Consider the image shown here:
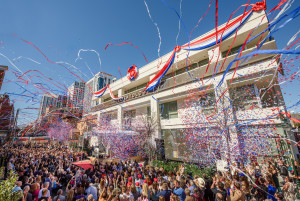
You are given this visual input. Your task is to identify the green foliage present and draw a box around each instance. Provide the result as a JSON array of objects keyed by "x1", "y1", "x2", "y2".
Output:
[
  {"x1": 152, "y1": 160, "x2": 214, "y2": 178},
  {"x1": 69, "y1": 142, "x2": 78, "y2": 148},
  {"x1": 0, "y1": 168, "x2": 23, "y2": 201}
]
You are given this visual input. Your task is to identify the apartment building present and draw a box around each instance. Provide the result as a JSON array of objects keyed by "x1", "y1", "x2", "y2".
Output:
[
  {"x1": 85, "y1": 10, "x2": 296, "y2": 163},
  {"x1": 38, "y1": 94, "x2": 68, "y2": 118},
  {"x1": 68, "y1": 81, "x2": 85, "y2": 112},
  {"x1": 83, "y1": 72, "x2": 116, "y2": 114}
]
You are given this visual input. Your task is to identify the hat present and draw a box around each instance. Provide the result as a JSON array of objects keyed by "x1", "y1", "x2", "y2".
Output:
[
  {"x1": 138, "y1": 174, "x2": 142, "y2": 178},
  {"x1": 154, "y1": 178, "x2": 158, "y2": 182},
  {"x1": 194, "y1": 178, "x2": 205, "y2": 189},
  {"x1": 143, "y1": 179, "x2": 147, "y2": 184},
  {"x1": 12, "y1": 187, "x2": 22, "y2": 193},
  {"x1": 129, "y1": 177, "x2": 132, "y2": 182},
  {"x1": 127, "y1": 182, "x2": 132, "y2": 187},
  {"x1": 136, "y1": 182, "x2": 140, "y2": 186}
]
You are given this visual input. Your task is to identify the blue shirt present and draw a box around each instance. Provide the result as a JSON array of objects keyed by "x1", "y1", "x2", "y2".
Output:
[
  {"x1": 267, "y1": 185, "x2": 277, "y2": 201},
  {"x1": 86, "y1": 185, "x2": 98, "y2": 200},
  {"x1": 173, "y1": 188, "x2": 186, "y2": 201}
]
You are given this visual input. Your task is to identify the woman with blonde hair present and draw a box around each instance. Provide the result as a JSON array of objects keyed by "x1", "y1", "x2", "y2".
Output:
[
  {"x1": 99, "y1": 178, "x2": 105, "y2": 194},
  {"x1": 142, "y1": 183, "x2": 149, "y2": 199},
  {"x1": 66, "y1": 189, "x2": 74, "y2": 201}
]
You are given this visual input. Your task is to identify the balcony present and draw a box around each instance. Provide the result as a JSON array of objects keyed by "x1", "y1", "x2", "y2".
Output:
[{"x1": 91, "y1": 40, "x2": 277, "y2": 112}]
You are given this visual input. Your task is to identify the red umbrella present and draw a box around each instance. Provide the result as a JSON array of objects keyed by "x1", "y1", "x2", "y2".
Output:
[{"x1": 72, "y1": 161, "x2": 93, "y2": 170}]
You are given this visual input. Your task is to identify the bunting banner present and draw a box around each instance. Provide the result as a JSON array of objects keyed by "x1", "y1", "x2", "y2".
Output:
[
  {"x1": 94, "y1": 84, "x2": 124, "y2": 101},
  {"x1": 143, "y1": 1, "x2": 269, "y2": 92},
  {"x1": 144, "y1": 46, "x2": 179, "y2": 91},
  {"x1": 108, "y1": 85, "x2": 124, "y2": 101},
  {"x1": 94, "y1": 84, "x2": 108, "y2": 98},
  {"x1": 181, "y1": 10, "x2": 253, "y2": 51}
]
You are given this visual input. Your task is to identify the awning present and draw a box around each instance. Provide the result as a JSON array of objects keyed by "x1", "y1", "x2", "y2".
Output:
[{"x1": 72, "y1": 161, "x2": 93, "y2": 170}]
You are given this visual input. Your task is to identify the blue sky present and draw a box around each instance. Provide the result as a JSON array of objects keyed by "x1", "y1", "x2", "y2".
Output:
[{"x1": 0, "y1": 0, "x2": 299, "y2": 125}]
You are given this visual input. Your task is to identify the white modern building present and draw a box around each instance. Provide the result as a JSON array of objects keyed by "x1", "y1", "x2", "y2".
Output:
[
  {"x1": 83, "y1": 72, "x2": 116, "y2": 114},
  {"x1": 84, "y1": 10, "x2": 297, "y2": 164},
  {"x1": 68, "y1": 81, "x2": 85, "y2": 112}
]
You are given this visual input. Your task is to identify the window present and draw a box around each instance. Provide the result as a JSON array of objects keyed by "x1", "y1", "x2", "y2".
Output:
[
  {"x1": 160, "y1": 101, "x2": 178, "y2": 119},
  {"x1": 198, "y1": 58, "x2": 209, "y2": 67},
  {"x1": 103, "y1": 97, "x2": 111, "y2": 102},
  {"x1": 147, "y1": 106, "x2": 151, "y2": 118},
  {"x1": 199, "y1": 92, "x2": 216, "y2": 114},
  {"x1": 124, "y1": 110, "x2": 136, "y2": 119},
  {"x1": 222, "y1": 44, "x2": 244, "y2": 58},
  {"x1": 125, "y1": 83, "x2": 148, "y2": 94},
  {"x1": 231, "y1": 84, "x2": 260, "y2": 111}
]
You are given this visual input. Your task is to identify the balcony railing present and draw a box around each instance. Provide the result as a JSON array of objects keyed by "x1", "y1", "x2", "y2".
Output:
[{"x1": 91, "y1": 40, "x2": 277, "y2": 112}]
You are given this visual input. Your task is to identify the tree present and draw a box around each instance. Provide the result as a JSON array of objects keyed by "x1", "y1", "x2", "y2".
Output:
[
  {"x1": 133, "y1": 113, "x2": 160, "y2": 161},
  {"x1": 47, "y1": 120, "x2": 73, "y2": 141},
  {"x1": 0, "y1": 168, "x2": 22, "y2": 201}
]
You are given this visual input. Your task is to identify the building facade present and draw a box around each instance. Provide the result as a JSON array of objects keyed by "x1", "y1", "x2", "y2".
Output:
[
  {"x1": 85, "y1": 11, "x2": 296, "y2": 163},
  {"x1": 68, "y1": 81, "x2": 85, "y2": 112},
  {"x1": 38, "y1": 94, "x2": 68, "y2": 118},
  {"x1": 0, "y1": 94, "x2": 15, "y2": 141},
  {"x1": 0, "y1": 65, "x2": 8, "y2": 91},
  {"x1": 83, "y1": 72, "x2": 116, "y2": 114}
]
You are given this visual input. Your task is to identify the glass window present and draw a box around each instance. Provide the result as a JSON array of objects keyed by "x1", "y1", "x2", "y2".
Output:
[
  {"x1": 160, "y1": 101, "x2": 178, "y2": 119},
  {"x1": 124, "y1": 110, "x2": 136, "y2": 119},
  {"x1": 198, "y1": 58, "x2": 209, "y2": 67},
  {"x1": 147, "y1": 106, "x2": 151, "y2": 118},
  {"x1": 199, "y1": 92, "x2": 216, "y2": 114},
  {"x1": 222, "y1": 44, "x2": 244, "y2": 58},
  {"x1": 98, "y1": 77, "x2": 105, "y2": 90},
  {"x1": 231, "y1": 84, "x2": 260, "y2": 111},
  {"x1": 189, "y1": 63, "x2": 198, "y2": 71}
]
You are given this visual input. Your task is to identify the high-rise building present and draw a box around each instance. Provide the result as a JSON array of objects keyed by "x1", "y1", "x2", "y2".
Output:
[
  {"x1": 0, "y1": 94, "x2": 14, "y2": 140},
  {"x1": 0, "y1": 65, "x2": 8, "y2": 91},
  {"x1": 38, "y1": 93, "x2": 68, "y2": 118},
  {"x1": 68, "y1": 81, "x2": 85, "y2": 112},
  {"x1": 83, "y1": 72, "x2": 116, "y2": 114}
]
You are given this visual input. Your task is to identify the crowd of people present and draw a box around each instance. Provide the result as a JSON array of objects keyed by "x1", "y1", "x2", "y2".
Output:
[{"x1": 1, "y1": 143, "x2": 300, "y2": 201}]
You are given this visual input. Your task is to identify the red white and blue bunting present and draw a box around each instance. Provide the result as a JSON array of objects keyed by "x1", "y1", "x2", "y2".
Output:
[
  {"x1": 144, "y1": 1, "x2": 266, "y2": 92},
  {"x1": 94, "y1": 84, "x2": 124, "y2": 101},
  {"x1": 181, "y1": 10, "x2": 252, "y2": 51},
  {"x1": 144, "y1": 46, "x2": 179, "y2": 91},
  {"x1": 94, "y1": 84, "x2": 108, "y2": 98}
]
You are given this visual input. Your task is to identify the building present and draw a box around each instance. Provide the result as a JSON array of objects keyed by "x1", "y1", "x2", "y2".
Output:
[
  {"x1": 0, "y1": 94, "x2": 15, "y2": 141},
  {"x1": 86, "y1": 10, "x2": 297, "y2": 164},
  {"x1": 68, "y1": 81, "x2": 85, "y2": 112},
  {"x1": 0, "y1": 65, "x2": 8, "y2": 91},
  {"x1": 83, "y1": 72, "x2": 116, "y2": 114},
  {"x1": 38, "y1": 93, "x2": 68, "y2": 118}
]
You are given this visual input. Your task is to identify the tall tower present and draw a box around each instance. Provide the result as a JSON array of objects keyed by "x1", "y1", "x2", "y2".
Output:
[{"x1": 68, "y1": 81, "x2": 85, "y2": 112}]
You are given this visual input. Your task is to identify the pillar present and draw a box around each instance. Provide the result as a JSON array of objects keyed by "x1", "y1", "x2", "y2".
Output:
[
  {"x1": 117, "y1": 89, "x2": 124, "y2": 130},
  {"x1": 150, "y1": 96, "x2": 161, "y2": 146}
]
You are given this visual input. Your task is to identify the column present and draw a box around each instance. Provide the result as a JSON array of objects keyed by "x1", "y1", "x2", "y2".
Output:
[
  {"x1": 150, "y1": 96, "x2": 161, "y2": 146},
  {"x1": 117, "y1": 89, "x2": 124, "y2": 130}
]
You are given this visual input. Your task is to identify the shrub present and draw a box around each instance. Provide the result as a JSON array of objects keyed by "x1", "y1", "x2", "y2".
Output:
[
  {"x1": 0, "y1": 168, "x2": 23, "y2": 201},
  {"x1": 152, "y1": 160, "x2": 214, "y2": 178}
]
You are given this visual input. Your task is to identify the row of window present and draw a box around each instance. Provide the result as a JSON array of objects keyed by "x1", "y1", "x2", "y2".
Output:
[
  {"x1": 120, "y1": 84, "x2": 281, "y2": 120},
  {"x1": 123, "y1": 58, "x2": 210, "y2": 95}
]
